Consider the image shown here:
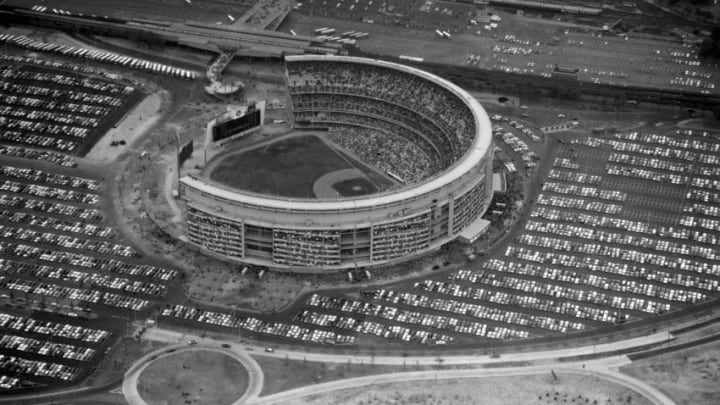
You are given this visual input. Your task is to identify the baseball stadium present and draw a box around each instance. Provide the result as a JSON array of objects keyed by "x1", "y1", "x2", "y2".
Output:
[{"x1": 179, "y1": 55, "x2": 494, "y2": 270}]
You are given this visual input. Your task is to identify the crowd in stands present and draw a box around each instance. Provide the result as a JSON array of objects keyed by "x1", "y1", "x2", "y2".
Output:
[
  {"x1": 291, "y1": 92, "x2": 450, "y2": 166},
  {"x1": 286, "y1": 60, "x2": 477, "y2": 177},
  {"x1": 295, "y1": 110, "x2": 439, "y2": 181},
  {"x1": 327, "y1": 125, "x2": 434, "y2": 184}
]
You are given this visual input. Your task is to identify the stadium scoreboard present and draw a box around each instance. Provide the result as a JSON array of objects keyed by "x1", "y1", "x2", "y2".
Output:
[{"x1": 206, "y1": 101, "x2": 266, "y2": 145}]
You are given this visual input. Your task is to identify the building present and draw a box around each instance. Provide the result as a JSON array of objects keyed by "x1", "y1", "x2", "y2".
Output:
[{"x1": 180, "y1": 55, "x2": 494, "y2": 271}]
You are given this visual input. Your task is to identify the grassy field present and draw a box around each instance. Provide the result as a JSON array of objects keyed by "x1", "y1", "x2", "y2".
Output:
[
  {"x1": 620, "y1": 340, "x2": 720, "y2": 405},
  {"x1": 137, "y1": 350, "x2": 249, "y2": 405},
  {"x1": 210, "y1": 135, "x2": 357, "y2": 198},
  {"x1": 287, "y1": 372, "x2": 653, "y2": 405}
]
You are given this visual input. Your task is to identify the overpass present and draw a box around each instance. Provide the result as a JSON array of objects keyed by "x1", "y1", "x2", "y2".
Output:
[{"x1": 3, "y1": 6, "x2": 343, "y2": 58}]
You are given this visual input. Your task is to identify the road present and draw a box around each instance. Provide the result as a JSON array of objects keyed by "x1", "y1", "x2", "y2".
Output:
[
  {"x1": 122, "y1": 327, "x2": 678, "y2": 405},
  {"x1": 248, "y1": 356, "x2": 675, "y2": 405},
  {"x1": 141, "y1": 327, "x2": 673, "y2": 366}
]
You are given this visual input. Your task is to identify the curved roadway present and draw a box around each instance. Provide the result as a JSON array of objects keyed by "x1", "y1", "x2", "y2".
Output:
[
  {"x1": 122, "y1": 327, "x2": 678, "y2": 405},
  {"x1": 122, "y1": 342, "x2": 263, "y2": 405}
]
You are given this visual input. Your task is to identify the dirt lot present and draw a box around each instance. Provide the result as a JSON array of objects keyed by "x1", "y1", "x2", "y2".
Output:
[
  {"x1": 620, "y1": 340, "x2": 720, "y2": 405},
  {"x1": 289, "y1": 372, "x2": 653, "y2": 405}
]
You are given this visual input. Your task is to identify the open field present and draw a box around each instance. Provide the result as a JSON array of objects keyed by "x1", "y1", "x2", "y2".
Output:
[
  {"x1": 137, "y1": 349, "x2": 249, "y2": 405},
  {"x1": 209, "y1": 134, "x2": 378, "y2": 198},
  {"x1": 287, "y1": 372, "x2": 653, "y2": 405},
  {"x1": 620, "y1": 340, "x2": 720, "y2": 405}
]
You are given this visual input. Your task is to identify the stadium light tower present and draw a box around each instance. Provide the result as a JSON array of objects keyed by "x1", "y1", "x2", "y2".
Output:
[{"x1": 175, "y1": 128, "x2": 181, "y2": 193}]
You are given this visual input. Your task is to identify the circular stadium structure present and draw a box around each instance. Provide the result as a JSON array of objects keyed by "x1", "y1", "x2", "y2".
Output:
[{"x1": 179, "y1": 55, "x2": 494, "y2": 270}]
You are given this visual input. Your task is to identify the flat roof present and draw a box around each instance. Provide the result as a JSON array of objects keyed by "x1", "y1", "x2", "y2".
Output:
[{"x1": 183, "y1": 55, "x2": 492, "y2": 212}]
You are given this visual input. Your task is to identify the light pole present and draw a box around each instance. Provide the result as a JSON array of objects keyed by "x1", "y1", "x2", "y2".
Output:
[{"x1": 175, "y1": 128, "x2": 182, "y2": 192}]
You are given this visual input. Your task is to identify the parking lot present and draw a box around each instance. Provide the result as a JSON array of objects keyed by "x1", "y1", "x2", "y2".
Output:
[
  {"x1": 0, "y1": 58, "x2": 185, "y2": 388},
  {"x1": 466, "y1": 31, "x2": 719, "y2": 95},
  {"x1": 0, "y1": 58, "x2": 140, "y2": 156},
  {"x1": 284, "y1": 126, "x2": 720, "y2": 346}
]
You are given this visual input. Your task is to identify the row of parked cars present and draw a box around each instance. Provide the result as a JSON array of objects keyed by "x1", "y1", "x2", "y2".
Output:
[
  {"x1": 0, "y1": 312, "x2": 110, "y2": 343},
  {"x1": 608, "y1": 152, "x2": 691, "y2": 173},
  {"x1": 0, "y1": 180, "x2": 99, "y2": 205},
  {"x1": 0, "y1": 145, "x2": 76, "y2": 167},
  {"x1": 574, "y1": 137, "x2": 698, "y2": 162},
  {"x1": 492, "y1": 127, "x2": 538, "y2": 170},
  {"x1": 372, "y1": 286, "x2": 578, "y2": 334},
  {"x1": 531, "y1": 206, "x2": 719, "y2": 246},
  {"x1": 0, "y1": 62, "x2": 134, "y2": 153},
  {"x1": 516, "y1": 232, "x2": 716, "y2": 275},
  {"x1": 0, "y1": 241, "x2": 176, "y2": 281},
  {"x1": 547, "y1": 169, "x2": 601, "y2": 185},
  {"x1": 542, "y1": 181, "x2": 628, "y2": 202},
  {"x1": 0, "y1": 224, "x2": 136, "y2": 258},
  {"x1": 0, "y1": 34, "x2": 197, "y2": 80},
  {"x1": 0, "y1": 71, "x2": 129, "y2": 107},
  {"x1": 525, "y1": 219, "x2": 717, "y2": 260},
  {"x1": 160, "y1": 304, "x2": 355, "y2": 345},
  {"x1": 0, "y1": 165, "x2": 100, "y2": 190},
  {"x1": 491, "y1": 114, "x2": 543, "y2": 143},
  {"x1": 508, "y1": 240, "x2": 719, "y2": 286},
  {"x1": 0, "y1": 209, "x2": 115, "y2": 238},
  {"x1": 0, "y1": 354, "x2": 78, "y2": 382},
  {"x1": 0, "y1": 93, "x2": 111, "y2": 118},
  {"x1": 0, "y1": 118, "x2": 89, "y2": 142},
  {"x1": 1, "y1": 66, "x2": 133, "y2": 96},
  {"x1": 503, "y1": 243, "x2": 719, "y2": 294},
  {"x1": 0, "y1": 130, "x2": 78, "y2": 152},
  {"x1": 0, "y1": 105, "x2": 100, "y2": 129},
  {"x1": 455, "y1": 263, "x2": 672, "y2": 315},
  {"x1": 296, "y1": 308, "x2": 458, "y2": 344},
  {"x1": 606, "y1": 164, "x2": 688, "y2": 186},
  {"x1": 307, "y1": 293, "x2": 531, "y2": 341},
  {"x1": 0, "y1": 334, "x2": 96, "y2": 362},
  {"x1": 489, "y1": 249, "x2": 707, "y2": 306},
  {"x1": 536, "y1": 193, "x2": 623, "y2": 215},
  {"x1": 450, "y1": 269, "x2": 622, "y2": 324},
  {"x1": 0, "y1": 276, "x2": 151, "y2": 311},
  {"x1": 679, "y1": 215, "x2": 720, "y2": 233},
  {"x1": 0, "y1": 194, "x2": 102, "y2": 221},
  {"x1": 0, "y1": 259, "x2": 165, "y2": 297}
]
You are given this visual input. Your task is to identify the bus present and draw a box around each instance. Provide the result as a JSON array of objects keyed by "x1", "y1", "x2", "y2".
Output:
[
  {"x1": 289, "y1": 30, "x2": 297, "y2": 36},
  {"x1": 227, "y1": 14, "x2": 235, "y2": 22},
  {"x1": 320, "y1": 28, "x2": 336, "y2": 34}
]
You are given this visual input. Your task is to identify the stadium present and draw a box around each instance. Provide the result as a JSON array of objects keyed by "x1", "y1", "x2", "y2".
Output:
[{"x1": 179, "y1": 55, "x2": 493, "y2": 270}]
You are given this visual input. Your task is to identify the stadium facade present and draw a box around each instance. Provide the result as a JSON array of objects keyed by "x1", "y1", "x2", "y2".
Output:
[{"x1": 179, "y1": 55, "x2": 493, "y2": 270}]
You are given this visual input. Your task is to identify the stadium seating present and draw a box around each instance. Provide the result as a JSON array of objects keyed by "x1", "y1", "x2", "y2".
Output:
[{"x1": 286, "y1": 60, "x2": 477, "y2": 185}]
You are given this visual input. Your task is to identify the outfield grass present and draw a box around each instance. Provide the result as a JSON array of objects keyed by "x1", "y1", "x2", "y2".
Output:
[
  {"x1": 137, "y1": 350, "x2": 248, "y2": 405},
  {"x1": 210, "y1": 135, "x2": 355, "y2": 198}
]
